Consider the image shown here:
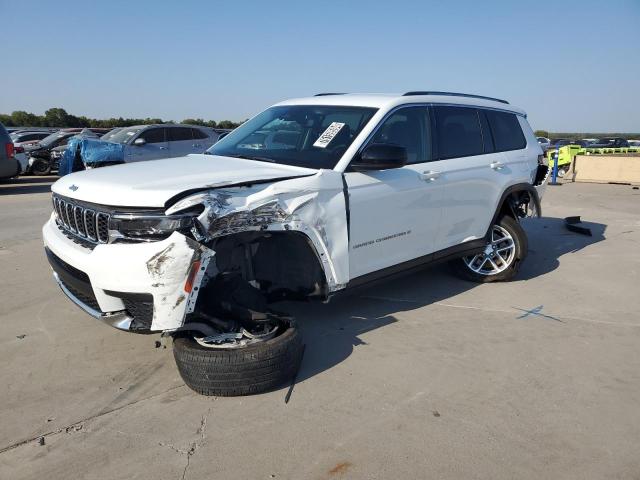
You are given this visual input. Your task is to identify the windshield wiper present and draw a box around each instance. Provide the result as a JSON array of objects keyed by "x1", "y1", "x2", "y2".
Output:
[{"x1": 226, "y1": 153, "x2": 277, "y2": 163}]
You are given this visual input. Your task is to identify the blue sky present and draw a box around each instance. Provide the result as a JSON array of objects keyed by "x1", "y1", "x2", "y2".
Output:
[{"x1": 2, "y1": 0, "x2": 639, "y2": 132}]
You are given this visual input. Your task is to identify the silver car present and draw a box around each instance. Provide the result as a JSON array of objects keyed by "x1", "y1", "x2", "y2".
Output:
[{"x1": 106, "y1": 124, "x2": 220, "y2": 163}]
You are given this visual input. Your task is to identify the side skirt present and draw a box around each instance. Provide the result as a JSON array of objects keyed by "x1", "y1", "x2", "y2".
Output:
[{"x1": 330, "y1": 238, "x2": 487, "y2": 300}]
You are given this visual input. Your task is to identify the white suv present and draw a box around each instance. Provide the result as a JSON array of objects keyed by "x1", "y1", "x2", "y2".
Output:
[{"x1": 43, "y1": 92, "x2": 549, "y2": 396}]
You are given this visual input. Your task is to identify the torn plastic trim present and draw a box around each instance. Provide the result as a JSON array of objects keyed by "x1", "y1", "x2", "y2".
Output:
[{"x1": 165, "y1": 170, "x2": 350, "y2": 292}]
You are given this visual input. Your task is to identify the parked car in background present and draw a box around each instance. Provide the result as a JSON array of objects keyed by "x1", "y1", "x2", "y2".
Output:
[
  {"x1": 0, "y1": 123, "x2": 19, "y2": 179},
  {"x1": 588, "y1": 137, "x2": 629, "y2": 148},
  {"x1": 10, "y1": 131, "x2": 53, "y2": 148},
  {"x1": 549, "y1": 138, "x2": 573, "y2": 149},
  {"x1": 59, "y1": 124, "x2": 222, "y2": 173},
  {"x1": 627, "y1": 139, "x2": 640, "y2": 147},
  {"x1": 13, "y1": 145, "x2": 29, "y2": 174},
  {"x1": 571, "y1": 139, "x2": 593, "y2": 147},
  {"x1": 537, "y1": 136, "x2": 550, "y2": 152},
  {"x1": 24, "y1": 129, "x2": 84, "y2": 175},
  {"x1": 102, "y1": 124, "x2": 221, "y2": 163}
]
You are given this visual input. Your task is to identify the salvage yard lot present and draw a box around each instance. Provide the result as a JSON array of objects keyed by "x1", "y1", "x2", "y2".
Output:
[{"x1": 1, "y1": 179, "x2": 639, "y2": 479}]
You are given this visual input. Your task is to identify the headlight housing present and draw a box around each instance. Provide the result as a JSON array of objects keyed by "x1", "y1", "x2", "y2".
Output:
[{"x1": 110, "y1": 212, "x2": 198, "y2": 242}]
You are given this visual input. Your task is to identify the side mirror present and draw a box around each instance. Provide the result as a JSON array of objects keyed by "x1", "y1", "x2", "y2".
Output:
[
  {"x1": 133, "y1": 137, "x2": 146, "y2": 146},
  {"x1": 350, "y1": 143, "x2": 407, "y2": 171}
]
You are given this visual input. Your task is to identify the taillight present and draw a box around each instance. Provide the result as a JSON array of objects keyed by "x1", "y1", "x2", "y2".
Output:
[{"x1": 5, "y1": 143, "x2": 14, "y2": 159}]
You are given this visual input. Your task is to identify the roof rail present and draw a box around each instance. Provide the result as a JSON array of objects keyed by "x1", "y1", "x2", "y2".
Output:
[
  {"x1": 402, "y1": 91, "x2": 509, "y2": 104},
  {"x1": 314, "y1": 93, "x2": 347, "y2": 96}
]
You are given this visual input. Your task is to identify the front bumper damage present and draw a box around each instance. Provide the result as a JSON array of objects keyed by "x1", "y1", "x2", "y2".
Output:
[
  {"x1": 44, "y1": 170, "x2": 350, "y2": 334},
  {"x1": 43, "y1": 218, "x2": 214, "y2": 332}
]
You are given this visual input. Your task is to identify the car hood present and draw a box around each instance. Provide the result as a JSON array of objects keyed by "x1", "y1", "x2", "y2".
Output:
[{"x1": 52, "y1": 154, "x2": 317, "y2": 208}]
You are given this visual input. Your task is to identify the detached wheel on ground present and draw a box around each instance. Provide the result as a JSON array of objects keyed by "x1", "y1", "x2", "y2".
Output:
[
  {"x1": 452, "y1": 214, "x2": 528, "y2": 283},
  {"x1": 172, "y1": 324, "x2": 303, "y2": 396}
]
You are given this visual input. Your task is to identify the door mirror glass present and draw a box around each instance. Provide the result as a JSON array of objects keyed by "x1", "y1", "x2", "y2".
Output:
[
  {"x1": 133, "y1": 137, "x2": 146, "y2": 146},
  {"x1": 351, "y1": 144, "x2": 407, "y2": 171}
]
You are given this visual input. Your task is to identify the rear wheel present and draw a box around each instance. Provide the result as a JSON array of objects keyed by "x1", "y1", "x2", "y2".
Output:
[
  {"x1": 172, "y1": 323, "x2": 303, "y2": 396},
  {"x1": 452, "y1": 215, "x2": 527, "y2": 283}
]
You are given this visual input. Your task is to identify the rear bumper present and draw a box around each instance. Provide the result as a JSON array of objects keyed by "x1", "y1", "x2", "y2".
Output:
[{"x1": 43, "y1": 216, "x2": 214, "y2": 332}]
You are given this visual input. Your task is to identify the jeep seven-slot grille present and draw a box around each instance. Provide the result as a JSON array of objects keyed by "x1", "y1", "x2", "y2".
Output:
[{"x1": 52, "y1": 195, "x2": 110, "y2": 244}]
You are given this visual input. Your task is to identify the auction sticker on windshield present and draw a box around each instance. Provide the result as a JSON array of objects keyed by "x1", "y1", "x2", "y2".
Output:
[{"x1": 313, "y1": 122, "x2": 345, "y2": 148}]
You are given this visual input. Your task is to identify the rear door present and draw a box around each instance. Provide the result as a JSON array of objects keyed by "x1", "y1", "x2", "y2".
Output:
[
  {"x1": 191, "y1": 127, "x2": 215, "y2": 152},
  {"x1": 128, "y1": 127, "x2": 169, "y2": 162},
  {"x1": 427, "y1": 106, "x2": 508, "y2": 251},
  {"x1": 167, "y1": 127, "x2": 196, "y2": 157}
]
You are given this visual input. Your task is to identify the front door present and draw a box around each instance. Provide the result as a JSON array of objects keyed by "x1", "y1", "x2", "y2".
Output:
[
  {"x1": 128, "y1": 127, "x2": 169, "y2": 162},
  {"x1": 345, "y1": 106, "x2": 444, "y2": 279}
]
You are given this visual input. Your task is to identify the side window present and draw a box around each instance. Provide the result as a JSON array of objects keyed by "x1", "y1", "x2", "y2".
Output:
[
  {"x1": 368, "y1": 106, "x2": 432, "y2": 164},
  {"x1": 139, "y1": 128, "x2": 166, "y2": 144},
  {"x1": 434, "y1": 106, "x2": 484, "y2": 159},
  {"x1": 192, "y1": 128, "x2": 208, "y2": 140},
  {"x1": 167, "y1": 127, "x2": 193, "y2": 142},
  {"x1": 485, "y1": 110, "x2": 526, "y2": 152}
]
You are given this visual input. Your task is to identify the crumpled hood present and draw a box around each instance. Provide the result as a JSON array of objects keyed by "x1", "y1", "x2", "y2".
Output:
[{"x1": 52, "y1": 154, "x2": 317, "y2": 208}]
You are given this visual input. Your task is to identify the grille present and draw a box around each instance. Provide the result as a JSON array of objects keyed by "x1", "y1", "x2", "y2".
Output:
[{"x1": 53, "y1": 195, "x2": 110, "y2": 244}]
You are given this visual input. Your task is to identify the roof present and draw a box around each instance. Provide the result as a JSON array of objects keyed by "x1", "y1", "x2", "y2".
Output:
[{"x1": 275, "y1": 92, "x2": 526, "y2": 116}]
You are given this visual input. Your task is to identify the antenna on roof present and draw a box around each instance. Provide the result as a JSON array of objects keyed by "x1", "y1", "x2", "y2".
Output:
[{"x1": 403, "y1": 91, "x2": 509, "y2": 104}]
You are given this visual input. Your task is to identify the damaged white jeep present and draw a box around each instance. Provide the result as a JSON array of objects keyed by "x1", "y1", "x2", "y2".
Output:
[{"x1": 43, "y1": 92, "x2": 548, "y2": 396}]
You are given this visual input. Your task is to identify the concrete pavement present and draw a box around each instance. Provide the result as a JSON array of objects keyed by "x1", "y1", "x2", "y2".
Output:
[{"x1": 1, "y1": 178, "x2": 639, "y2": 479}]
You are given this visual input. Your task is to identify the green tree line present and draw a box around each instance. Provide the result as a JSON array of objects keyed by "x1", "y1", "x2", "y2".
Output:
[{"x1": 0, "y1": 107, "x2": 243, "y2": 130}]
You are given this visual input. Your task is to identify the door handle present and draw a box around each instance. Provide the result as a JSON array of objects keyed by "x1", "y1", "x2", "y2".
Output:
[
  {"x1": 420, "y1": 170, "x2": 440, "y2": 181},
  {"x1": 490, "y1": 161, "x2": 505, "y2": 170}
]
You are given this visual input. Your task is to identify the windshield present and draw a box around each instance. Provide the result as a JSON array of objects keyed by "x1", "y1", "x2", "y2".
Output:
[
  {"x1": 101, "y1": 127, "x2": 123, "y2": 142},
  {"x1": 107, "y1": 127, "x2": 143, "y2": 144},
  {"x1": 39, "y1": 132, "x2": 71, "y2": 147},
  {"x1": 207, "y1": 105, "x2": 377, "y2": 169}
]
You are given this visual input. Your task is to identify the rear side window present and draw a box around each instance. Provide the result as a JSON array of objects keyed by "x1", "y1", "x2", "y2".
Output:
[
  {"x1": 434, "y1": 106, "x2": 484, "y2": 159},
  {"x1": 192, "y1": 128, "x2": 208, "y2": 139},
  {"x1": 139, "y1": 128, "x2": 166, "y2": 144},
  {"x1": 485, "y1": 110, "x2": 526, "y2": 152},
  {"x1": 167, "y1": 127, "x2": 193, "y2": 142}
]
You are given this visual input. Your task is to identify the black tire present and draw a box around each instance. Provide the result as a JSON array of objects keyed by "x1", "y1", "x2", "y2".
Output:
[
  {"x1": 173, "y1": 325, "x2": 303, "y2": 396},
  {"x1": 451, "y1": 215, "x2": 528, "y2": 283},
  {"x1": 31, "y1": 159, "x2": 51, "y2": 176}
]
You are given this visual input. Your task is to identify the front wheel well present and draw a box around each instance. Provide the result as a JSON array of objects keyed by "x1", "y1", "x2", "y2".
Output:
[{"x1": 206, "y1": 230, "x2": 329, "y2": 303}]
